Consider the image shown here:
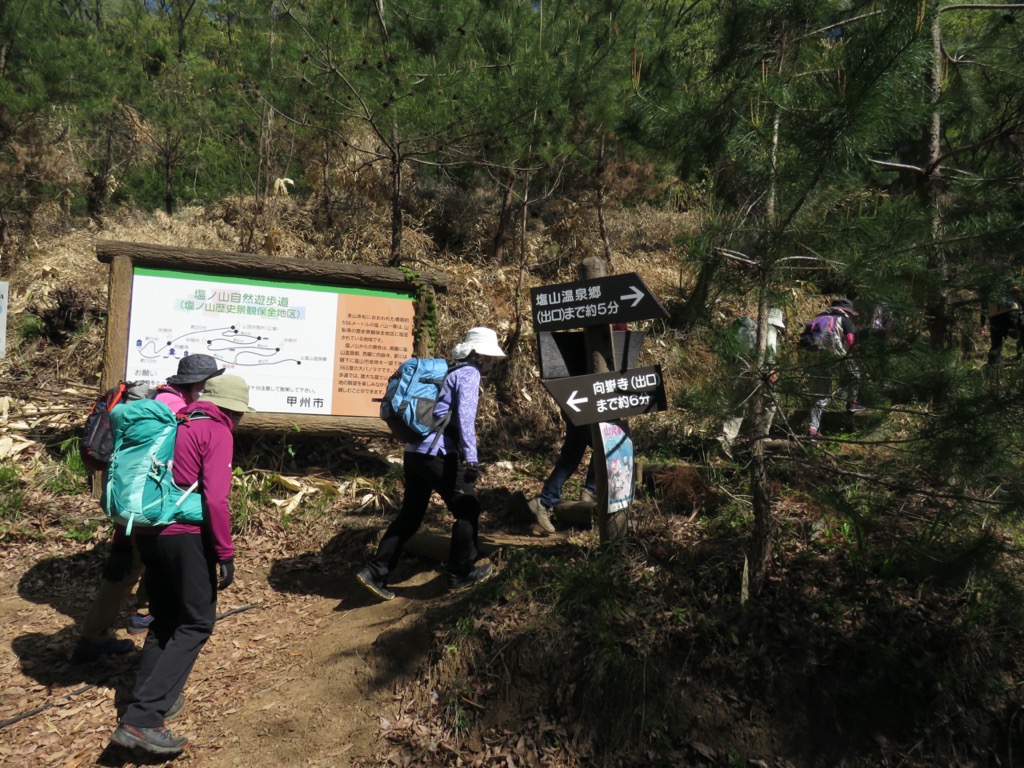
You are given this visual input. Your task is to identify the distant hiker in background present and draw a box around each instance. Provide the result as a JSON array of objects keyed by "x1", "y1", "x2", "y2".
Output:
[
  {"x1": 357, "y1": 327, "x2": 506, "y2": 601},
  {"x1": 110, "y1": 374, "x2": 252, "y2": 757},
  {"x1": 799, "y1": 298, "x2": 864, "y2": 439},
  {"x1": 982, "y1": 282, "x2": 1024, "y2": 366},
  {"x1": 73, "y1": 354, "x2": 226, "y2": 664},
  {"x1": 717, "y1": 308, "x2": 786, "y2": 458}
]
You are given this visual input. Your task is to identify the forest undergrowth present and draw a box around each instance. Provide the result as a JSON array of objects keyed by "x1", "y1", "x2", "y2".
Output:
[{"x1": 2, "y1": 203, "x2": 1024, "y2": 767}]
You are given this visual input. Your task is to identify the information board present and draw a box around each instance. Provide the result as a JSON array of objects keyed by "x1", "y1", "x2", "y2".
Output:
[{"x1": 126, "y1": 268, "x2": 415, "y2": 417}]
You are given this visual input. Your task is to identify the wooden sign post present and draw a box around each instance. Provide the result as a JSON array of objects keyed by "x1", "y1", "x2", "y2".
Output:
[{"x1": 532, "y1": 257, "x2": 669, "y2": 543}]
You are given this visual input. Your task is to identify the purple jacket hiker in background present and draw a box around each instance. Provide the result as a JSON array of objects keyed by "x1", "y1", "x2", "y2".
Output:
[
  {"x1": 805, "y1": 298, "x2": 865, "y2": 438},
  {"x1": 73, "y1": 354, "x2": 225, "y2": 665},
  {"x1": 357, "y1": 327, "x2": 507, "y2": 601},
  {"x1": 111, "y1": 375, "x2": 252, "y2": 757}
]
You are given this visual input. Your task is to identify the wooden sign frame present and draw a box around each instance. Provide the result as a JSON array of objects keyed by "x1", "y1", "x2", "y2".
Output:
[{"x1": 96, "y1": 240, "x2": 446, "y2": 437}]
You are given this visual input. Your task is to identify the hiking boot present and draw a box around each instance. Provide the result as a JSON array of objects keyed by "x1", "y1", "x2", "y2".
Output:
[
  {"x1": 110, "y1": 723, "x2": 189, "y2": 756},
  {"x1": 356, "y1": 567, "x2": 395, "y2": 601},
  {"x1": 165, "y1": 693, "x2": 186, "y2": 721},
  {"x1": 807, "y1": 428, "x2": 820, "y2": 441},
  {"x1": 448, "y1": 563, "x2": 494, "y2": 592},
  {"x1": 526, "y1": 496, "x2": 556, "y2": 535},
  {"x1": 579, "y1": 488, "x2": 597, "y2": 504},
  {"x1": 846, "y1": 401, "x2": 867, "y2": 414},
  {"x1": 128, "y1": 612, "x2": 153, "y2": 635},
  {"x1": 71, "y1": 637, "x2": 136, "y2": 664}
]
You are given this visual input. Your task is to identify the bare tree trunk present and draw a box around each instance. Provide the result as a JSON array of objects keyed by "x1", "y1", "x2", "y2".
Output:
[
  {"x1": 492, "y1": 173, "x2": 516, "y2": 262},
  {"x1": 87, "y1": 131, "x2": 114, "y2": 223},
  {"x1": 677, "y1": 255, "x2": 721, "y2": 330},
  {"x1": 163, "y1": 153, "x2": 174, "y2": 216},
  {"x1": 373, "y1": 0, "x2": 389, "y2": 44},
  {"x1": 581, "y1": 255, "x2": 623, "y2": 543},
  {"x1": 317, "y1": 136, "x2": 333, "y2": 228},
  {"x1": 746, "y1": 290, "x2": 773, "y2": 598},
  {"x1": 925, "y1": 4, "x2": 950, "y2": 349},
  {"x1": 596, "y1": 136, "x2": 613, "y2": 268},
  {"x1": 387, "y1": 124, "x2": 403, "y2": 267},
  {"x1": 745, "y1": 94, "x2": 782, "y2": 599}
]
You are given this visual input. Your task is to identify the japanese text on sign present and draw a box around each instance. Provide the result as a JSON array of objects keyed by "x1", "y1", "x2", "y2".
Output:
[
  {"x1": 592, "y1": 371, "x2": 660, "y2": 414},
  {"x1": 533, "y1": 284, "x2": 622, "y2": 327}
]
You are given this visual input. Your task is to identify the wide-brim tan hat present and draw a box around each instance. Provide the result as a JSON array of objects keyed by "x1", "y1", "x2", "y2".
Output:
[{"x1": 199, "y1": 374, "x2": 255, "y2": 413}]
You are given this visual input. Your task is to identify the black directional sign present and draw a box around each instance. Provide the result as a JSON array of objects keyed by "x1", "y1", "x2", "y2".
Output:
[
  {"x1": 541, "y1": 364, "x2": 667, "y2": 427},
  {"x1": 530, "y1": 272, "x2": 669, "y2": 332}
]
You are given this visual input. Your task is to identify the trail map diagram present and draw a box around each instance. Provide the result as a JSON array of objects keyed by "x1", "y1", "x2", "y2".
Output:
[{"x1": 135, "y1": 326, "x2": 301, "y2": 369}]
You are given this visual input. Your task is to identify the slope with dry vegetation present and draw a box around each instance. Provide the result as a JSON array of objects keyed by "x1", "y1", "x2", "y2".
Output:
[{"x1": 2, "y1": 196, "x2": 1024, "y2": 768}]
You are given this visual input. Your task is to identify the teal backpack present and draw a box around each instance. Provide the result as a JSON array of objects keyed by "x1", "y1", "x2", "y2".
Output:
[{"x1": 104, "y1": 399, "x2": 209, "y2": 534}]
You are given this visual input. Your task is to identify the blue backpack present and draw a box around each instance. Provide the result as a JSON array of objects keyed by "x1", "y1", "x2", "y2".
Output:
[
  {"x1": 103, "y1": 399, "x2": 209, "y2": 534},
  {"x1": 378, "y1": 358, "x2": 461, "y2": 445}
]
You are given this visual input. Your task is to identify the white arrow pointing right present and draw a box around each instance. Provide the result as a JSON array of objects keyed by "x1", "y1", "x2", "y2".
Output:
[
  {"x1": 620, "y1": 285, "x2": 644, "y2": 307},
  {"x1": 566, "y1": 390, "x2": 589, "y2": 412}
]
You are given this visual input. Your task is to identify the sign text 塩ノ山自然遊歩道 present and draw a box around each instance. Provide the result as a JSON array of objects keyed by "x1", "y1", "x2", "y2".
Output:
[{"x1": 530, "y1": 273, "x2": 668, "y2": 332}]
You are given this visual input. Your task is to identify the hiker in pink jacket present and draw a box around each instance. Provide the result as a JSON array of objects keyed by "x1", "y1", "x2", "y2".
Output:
[
  {"x1": 152, "y1": 353, "x2": 225, "y2": 414},
  {"x1": 73, "y1": 354, "x2": 225, "y2": 664},
  {"x1": 111, "y1": 375, "x2": 252, "y2": 757}
]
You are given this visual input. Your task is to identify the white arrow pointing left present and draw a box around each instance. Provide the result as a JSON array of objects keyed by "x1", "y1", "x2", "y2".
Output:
[
  {"x1": 566, "y1": 390, "x2": 589, "y2": 412},
  {"x1": 620, "y1": 285, "x2": 644, "y2": 308}
]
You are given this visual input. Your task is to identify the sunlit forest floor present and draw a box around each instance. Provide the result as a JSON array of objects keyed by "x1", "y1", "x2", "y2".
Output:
[{"x1": 2, "y1": 207, "x2": 1023, "y2": 767}]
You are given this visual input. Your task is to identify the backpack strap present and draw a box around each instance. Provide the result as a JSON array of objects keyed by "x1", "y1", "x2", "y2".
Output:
[
  {"x1": 426, "y1": 362, "x2": 467, "y2": 454},
  {"x1": 161, "y1": 411, "x2": 214, "y2": 515}
]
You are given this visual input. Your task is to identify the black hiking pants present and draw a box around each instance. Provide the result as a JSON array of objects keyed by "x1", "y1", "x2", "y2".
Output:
[
  {"x1": 988, "y1": 312, "x2": 1023, "y2": 365},
  {"x1": 367, "y1": 451, "x2": 480, "y2": 582},
  {"x1": 121, "y1": 532, "x2": 216, "y2": 728}
]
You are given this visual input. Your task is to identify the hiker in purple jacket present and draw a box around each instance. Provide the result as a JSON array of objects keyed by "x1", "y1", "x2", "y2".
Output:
[
  {"x1": 358, "y1": 327, "x2": 507, "y2": 600},
  {"x1": 805, "y1": 298, "x2": 864, "y2": 438},
  {"x1": 110, "y1": 375, "x2": 252, "y2": 757}
]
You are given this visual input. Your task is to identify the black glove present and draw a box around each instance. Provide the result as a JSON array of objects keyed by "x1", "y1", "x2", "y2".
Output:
[
  {"x1": 102, "y1": 543, "x2": 134, "y2": 583},
  {"x1": 462, "y1": 462, "x2": 481, "y2": 484},
  {"x1": 218, "y1": 558, "x2": 235, "y2": 590}
]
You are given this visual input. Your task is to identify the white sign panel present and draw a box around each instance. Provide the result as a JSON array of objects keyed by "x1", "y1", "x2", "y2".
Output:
[{"x1": 126, "y1": 268, "x2": 415, "y2": 417}]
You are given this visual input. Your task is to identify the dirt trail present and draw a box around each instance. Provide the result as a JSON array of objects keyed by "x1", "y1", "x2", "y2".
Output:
[{"x1": 0, "y1": 538, "x2": 447, "y2": 768}]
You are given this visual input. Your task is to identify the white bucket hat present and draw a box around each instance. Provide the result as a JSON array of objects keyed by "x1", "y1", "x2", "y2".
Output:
[
  {"x1": 767, "y1": 308, "x2": 786, "y2": 329},
  {"x1": 452, "y1": 327, "x2": 506, "y2": 360}
]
